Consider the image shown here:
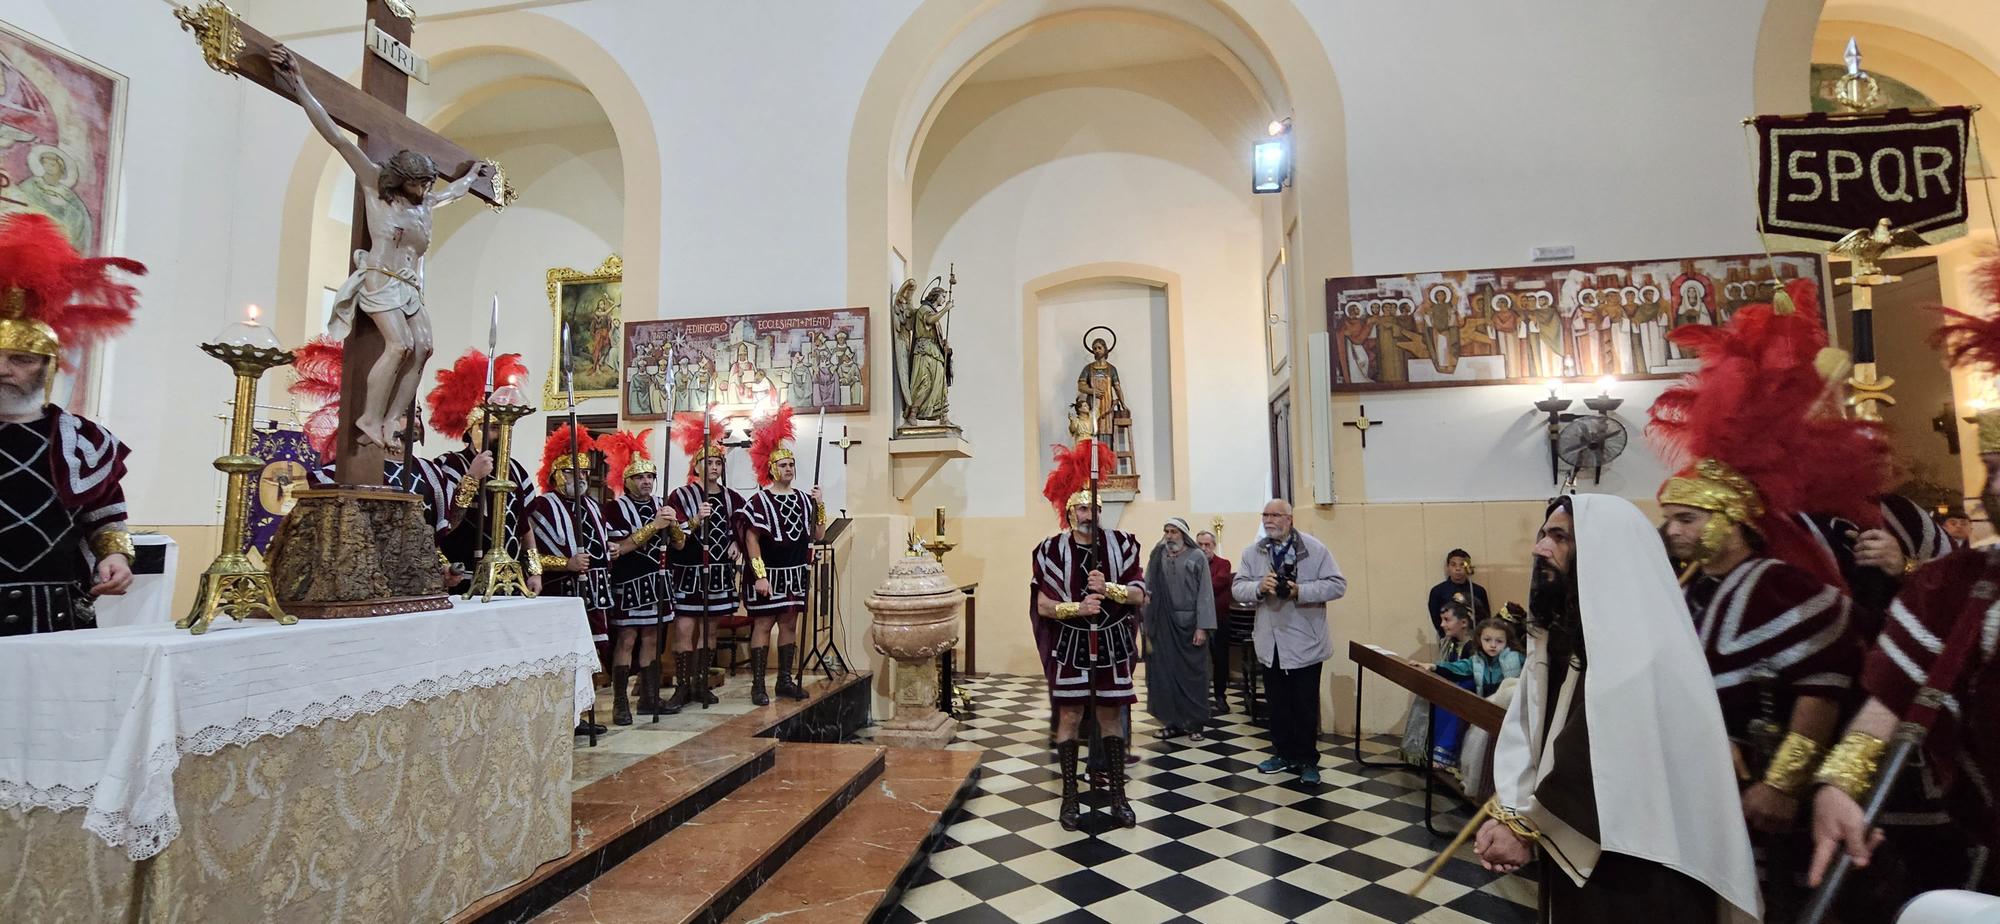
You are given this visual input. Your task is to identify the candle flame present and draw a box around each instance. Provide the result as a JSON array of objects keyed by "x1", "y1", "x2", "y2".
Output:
[
  {"x1": 1595, "y1": 375, "x2": 1615, "y2": 395},
  {"x1": 247, "y1": 304, "x2": 260, "y2": 322}
]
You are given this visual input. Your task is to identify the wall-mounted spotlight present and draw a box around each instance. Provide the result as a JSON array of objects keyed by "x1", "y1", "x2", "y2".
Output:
[{"x1": 1253, "y1": 118, "x2": 1292, "y2": 194}]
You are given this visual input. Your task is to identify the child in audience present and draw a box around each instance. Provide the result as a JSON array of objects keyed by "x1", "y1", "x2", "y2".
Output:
[
  {"x1": 1428, "y1": 617, "x2": 1523, "y2": 769},
  {"x1": 1398, "y1": 600, "x2": 1476, "y2": 763}
]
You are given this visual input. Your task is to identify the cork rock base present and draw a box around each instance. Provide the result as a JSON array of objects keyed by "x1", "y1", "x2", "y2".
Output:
[{"x1": 268, "y1": 486, "x2": 450, "y2": 618}]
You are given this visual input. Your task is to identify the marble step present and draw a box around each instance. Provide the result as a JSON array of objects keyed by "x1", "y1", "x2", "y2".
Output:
[
  {"x1": 452, "y1": 736, "x2": 779, "y2": 924},
  {"x1": 533, "y1": 743, "x2": 889, "y2": 924},
  {"x1": 724, "y1": 748, "x2": 985, "y2": 924}
]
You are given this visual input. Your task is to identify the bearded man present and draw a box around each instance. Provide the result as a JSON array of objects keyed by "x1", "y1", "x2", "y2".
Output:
[
  {"x1": 0, "y1": 214, "x2": 143, "y2": 634},
  {"x1": 1475, "y1": 495, "x2": 1760, "y2": 923}
]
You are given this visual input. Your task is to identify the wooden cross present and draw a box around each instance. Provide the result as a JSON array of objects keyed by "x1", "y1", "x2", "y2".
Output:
[
  {"x1": 1342, "y1": 405, "x2": 1384, "y2": 448},
  {"x1": 178, "y1": 1, "x2": 505, "y2": 487},
  {"x1": 832, "y1": 426, "x2": 863, "y2": 464}
]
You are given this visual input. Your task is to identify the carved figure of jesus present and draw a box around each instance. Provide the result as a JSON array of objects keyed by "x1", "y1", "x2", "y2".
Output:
[{"x1": 271, "y1": 46, "x2": 493, "y2": 448}]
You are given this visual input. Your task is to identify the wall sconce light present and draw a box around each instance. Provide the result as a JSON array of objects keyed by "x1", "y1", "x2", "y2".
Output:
[{"x1": 1253, "y1": 118, "x2": 1292, "y2": 194}]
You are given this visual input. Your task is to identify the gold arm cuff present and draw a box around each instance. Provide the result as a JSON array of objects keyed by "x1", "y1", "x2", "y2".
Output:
[
  {"x1": 751, "y1": 558, "x2": 768, "y2": 580},
  {"x1": 524, "y1": 554, "x2": 543, "y2": 577},
  {"x1": 89, "y1": 528, "x2": 135, "y2": 561},
  {"x1": 818, "y1": 505, "x2": 828, "y2": 529},
  {"x1": 537, "y1": 553, "x2": 570, "y2": 572},
  {"x1": 1492, "y1": 804, "x2": 1541, "y2": 841},
  {"x1": 1102, "y1": 583, "x2": 1131, "y2": 605},
  {"x1": 629, "y1": 522, "x2": 661, "y2": 547},
  {"x1": 1814, "y1": 731, "x2": 1889, "y2": 801},
  {"x1": 1053, "y1": 602, "x2": 1083, "y2": 621},
  {"x1": 1762, "y1": 732, "x2": 1827, "y2": 796},
  {"x1": 452, "y1": 475, "x2": 481, "y2": 509},
  {"x1": 663, "y1": 519, "x2": 687, "y2": 544}
]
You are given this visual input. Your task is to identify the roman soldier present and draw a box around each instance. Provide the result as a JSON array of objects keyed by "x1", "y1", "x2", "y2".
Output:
[
  {"x1": 1031, "y1": 439, "x2": 1147, "y2": 830},
  {"x1": 1649, "y1": 279, "x2": 1881, "y2": 918},
  {"x1": 291, "y1": 336, "x2": 453, "y2": 536},
  {"x1": 0, "y1": 213, "x2": 143, "y2": 635},
  {"x1": 426, "y1": 349, "x2": 539, "y2": 592},
  {"x1": 530, "y1": 424, "x2": 615, "y2": 736},
  {"x1": 663, "y1": 411, "x2": 742, "y2": 709},
  {"x1": 738, "y1": 405, "x2": 823, "y2": 705},
  {"x1": 597, "y1": 427, "x2": 685, "y2": 723},
  {"x1": 1807, "y1": 257, "x2": 2000, "y2": 915}
]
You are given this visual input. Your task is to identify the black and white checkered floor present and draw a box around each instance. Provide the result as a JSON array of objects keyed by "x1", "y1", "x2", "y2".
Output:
[{"x1": 889, "y1": 674, "x2": 1538, "y2": 923}]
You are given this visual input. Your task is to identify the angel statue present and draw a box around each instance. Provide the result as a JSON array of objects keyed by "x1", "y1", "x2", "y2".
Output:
[
  {"x1": 270, "y1": 46, "x2": 495, "y2": 448},
  {"x1": 894, "y1": 273, "x2": 955, "y2": 430}
]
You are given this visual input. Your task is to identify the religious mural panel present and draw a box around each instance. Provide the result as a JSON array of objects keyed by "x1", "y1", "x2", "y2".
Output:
[
  {"x1": 1325, "y1": 251, "x2": 1826, "y2": 391},
  {"x1": 0, "y1": 23, "x2": 127, "y2": 411},
  {"x1": 544, "y1": 254, "x2": 623, "y2": 410},
  {"x1": 622, "y1": 307, "x2": 870, "y2": 419}
]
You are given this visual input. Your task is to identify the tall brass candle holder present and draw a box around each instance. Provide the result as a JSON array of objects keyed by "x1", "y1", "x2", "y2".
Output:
[
  {"x1": 467, "y1": 383, "x2": 537, "y2": 601},
  {"x1": 920, "y1": 505, "x2": 956, "y2": 563},
  {"x1": 181, "y1": 308, "x2": 296, "y2": 635}
]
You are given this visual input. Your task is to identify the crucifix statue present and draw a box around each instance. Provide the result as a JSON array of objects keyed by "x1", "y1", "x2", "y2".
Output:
[{"x1": 177, "y1": 0, "x2": 509, "y2": 487}]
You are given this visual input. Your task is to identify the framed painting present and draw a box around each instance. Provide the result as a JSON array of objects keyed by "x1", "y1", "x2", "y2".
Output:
[
  {"x1": 623, "y1": 307, "x2": 870, "y2": 418},
  {"x1": 544, "y1": 254, "x2": 623, "y2": 410},
  {"x1": 1264, "y1": 245, "x2": 1291, "y2": 376},
  {"x1": 1324, "y1": 251, "x2": 1827, "y2": 392},
  {"x1": 0, "y1": 22, "x2": 128, "y2": 413}
]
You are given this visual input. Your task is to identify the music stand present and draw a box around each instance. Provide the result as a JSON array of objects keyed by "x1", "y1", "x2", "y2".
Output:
[{"x1": 801, "y1": 516, "x2": 852, "y2": 680}]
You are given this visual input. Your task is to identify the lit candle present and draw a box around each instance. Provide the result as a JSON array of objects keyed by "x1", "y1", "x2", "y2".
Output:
[
  {"x1": 1544, "y1": 378, "x2": 1561, "y2": 399},
  {"x1": 1596, "y1": 375, "x2": 1615, "y2": 398},
  {"x1": 246, "y1": 303, "x2": 260, "y2": 323}
]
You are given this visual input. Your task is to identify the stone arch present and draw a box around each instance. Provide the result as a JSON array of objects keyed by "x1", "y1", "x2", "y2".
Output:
[{"x1": 845, "y1": 0, "x2": 1347, "y2": 510}]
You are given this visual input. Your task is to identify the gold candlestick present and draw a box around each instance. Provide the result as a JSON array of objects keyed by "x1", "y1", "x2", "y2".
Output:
[
  {"x1": 921, "y1": 505, "x2": 956, "y2": 562},
  {"x1": 181, "y1": 321, "x2": 296, "y2": 634},
  {"x1": 466, "y1": 389, "x2": 536, "y2": 601}
]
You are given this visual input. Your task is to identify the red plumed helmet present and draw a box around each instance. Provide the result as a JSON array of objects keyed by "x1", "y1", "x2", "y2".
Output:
[
  {"x1": 426, "y1": 349, "x2": 527, "y2": 440},
  {"x1": 288, "y1": 336, "x2": 344, "y2": 460},
  {"x1": 748, "y1": 404, "x2": 796, "y2": 486},
  {"x1": 1931, "y1": 251, "x2": 2000, "y2": 454},
  {"x1": 671, "y1": 411, "x2": 727, "y2": 482},
  {"x1": 1042, "y1": 439, "x2": 1115, "y2": 528},
  {"x1": 0, "y1": 213, "x2": 145, "y2": 366},
  {"x1": 538, "y1": 423, "x2": 597, "y2": 493},
  {"x1": 1651, "y1": 296, "x2": 1889, "y2": 587},
  {"x1": 598, "y1": 428, "x2": 656, "y2": 495}
]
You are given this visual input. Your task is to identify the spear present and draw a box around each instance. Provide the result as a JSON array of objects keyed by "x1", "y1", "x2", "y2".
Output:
[
  {"x1": 694, "y1": 374, "x2": 718, "y2": 709},
  {"x1": 810, "y1": 406, "x2": 826, "y2": 490},
  {"x1": 562, "y1": 321, "x2": 597, "y2": 744}
]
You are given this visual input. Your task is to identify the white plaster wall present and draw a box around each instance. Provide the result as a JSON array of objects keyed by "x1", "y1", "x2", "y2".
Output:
[
  {"x1": 911, "y1": 80, "x2": 1269, "y2": 519},
  {"x1": 1301, "y1": 0, "x2": 1784, "y2": 502}
]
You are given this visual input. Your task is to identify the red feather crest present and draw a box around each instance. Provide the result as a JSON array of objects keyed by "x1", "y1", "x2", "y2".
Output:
[
  {"x1": 1932, "y1": 253, "x2": 2000, "y2": 373},
  {"x1": 1042, "y1": 440, "x2": 1115, "y2": 528},
  {"x1": 671, "y1": 411, "x2": 728, "y2": 482},
  {"x1": 598, "y1": 428, "x2": 654, "y2": 495},
  {"x1": 0, "y1": 213, "x2": 145, "y2": 364},
  {"x1": 426, "y1": 349, "x2": 527, "y2": 439},
  {"x1": 1650, "y1": 301, "x2": 1889, "y2": 584},
  {"x1": 289, "y1": 336, "x2": 344, "y2": 459},
  {"x1": 537, "y1": 424, "x2": 596, "y2": 493},
  {"x1": 748, "y1": 405, "x2": 796, "y2": 486}
]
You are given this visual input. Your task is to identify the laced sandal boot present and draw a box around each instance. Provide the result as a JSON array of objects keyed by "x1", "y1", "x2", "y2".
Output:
[
  {"x1": 750, "y1": 645, "x2": 771, "y2": 706},
  {"x1": 775, "y1": 643, "x2": 807, "y2": 700},
  {"x1": 610, "y1": 665, "x2": 633, "y2": 725},
  {"x1": 639, "y1": 661, "x2": 669, "y2": 715},
  {"x1": 1057, "y1": 740, "x2": 1083, "y2": 831},
  {"x1": 695, "y1": 648, "x2": 719, "y2": 706},
  {"x1": 1104, "y1": 735, "x2": 1137, "y2": 828},
  {"x1": 667, "y1": 650, "x2": 694, "y2": 711}
]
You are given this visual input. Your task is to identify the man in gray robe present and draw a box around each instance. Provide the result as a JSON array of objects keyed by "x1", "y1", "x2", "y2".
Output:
[{"x1": 1144, "y1": 517, "x2": 1215, "y2": 739}]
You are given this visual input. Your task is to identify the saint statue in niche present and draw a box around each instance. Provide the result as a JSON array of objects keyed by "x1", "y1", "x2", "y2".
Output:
[{"x1": 1074, "y1": 326, "x2": 1139, "y2": 492}]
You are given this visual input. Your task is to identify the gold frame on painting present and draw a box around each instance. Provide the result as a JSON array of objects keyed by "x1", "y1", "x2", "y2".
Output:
[{"x1": 543, "y1": 253, "x2": 624, "y2": 410}]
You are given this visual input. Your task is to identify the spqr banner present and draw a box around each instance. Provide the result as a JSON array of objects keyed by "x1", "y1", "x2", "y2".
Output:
[{"x1": 1752, "y1": 107, "x2": 1974, "y2": 247}]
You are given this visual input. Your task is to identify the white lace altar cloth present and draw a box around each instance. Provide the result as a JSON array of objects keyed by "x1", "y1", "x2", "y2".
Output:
[{"x1": 0, "y1": 595, "x2": 596, "y2": 860}]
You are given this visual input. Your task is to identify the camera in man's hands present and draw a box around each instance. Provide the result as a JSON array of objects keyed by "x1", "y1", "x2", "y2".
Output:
[{"x1": 1262, "y1": 561, "x2": 1299, "y2": 600}]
